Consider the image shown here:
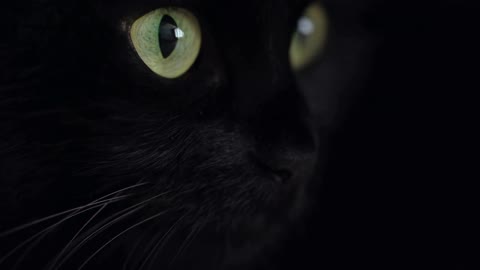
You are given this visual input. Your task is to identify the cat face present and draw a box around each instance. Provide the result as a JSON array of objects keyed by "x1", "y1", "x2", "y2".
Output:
[{"x1": 0, "y1": 0, "x2": 372, "y2": 269}]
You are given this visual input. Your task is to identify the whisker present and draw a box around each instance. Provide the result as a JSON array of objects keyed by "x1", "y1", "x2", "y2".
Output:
[
  {"x1": 78, "y1": 209, "x2": 173, "y2": 270},
  {"x1": 10, "y1": 228, "x2": 49, "y2": 270},
  {"x1": 0, "y1": 182, "x2": 147, "y2": 237},
  {"x1": 47, "y1": 181, "x2": 149, "y2": 269},
  {"x1": 46, "y1": 204, "x2": 108, "y2": 270},
  {"x1": 168, "y1": 221, "x2": 203, "y2": 268},
  {"x1": 122, "y1": 234, "x2": 147, "y2": 270},
  {"x1": 49, "y1": 205, "x2": 143, "y2": 270},
  {"x1": 51, "y1": 191, "x2": 172, "y2": 270},
  {"x1": 138, "y1": 212, "x2": 188, "y2": 270},
  {"x1": 132, "y1": 231, "x2": 165, "y2": 269},
  {"x1": 0, "y1": 197, "x2": 126, "y2": 266}
]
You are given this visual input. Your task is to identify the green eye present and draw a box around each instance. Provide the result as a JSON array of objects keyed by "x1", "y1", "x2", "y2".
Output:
[
  {"x1": 289, "y1": 2, "x2": 329, "y2": 71},
  {"x1": 130, "y1": 8, "x2": 202, "y2": 79}
]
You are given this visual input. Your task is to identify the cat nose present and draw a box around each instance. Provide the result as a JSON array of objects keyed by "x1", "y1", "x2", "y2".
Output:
[
  {"x1": 251, "y1": 142, "x2": 317, "y2": 185},
  {"x1": 235, "y1": 79, "x2": 318, "y2": 185},
  {"x1": 251, "y1": 114, "x2": 318, "y2": 185}
]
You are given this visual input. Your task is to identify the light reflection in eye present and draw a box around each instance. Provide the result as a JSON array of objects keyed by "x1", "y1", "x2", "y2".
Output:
[
  {"x1": 298, "y1": 17, "x2": 315, "y2": 36},
  {"x1": 174, "y1": 28, "x2": 185, "y2": 39}
]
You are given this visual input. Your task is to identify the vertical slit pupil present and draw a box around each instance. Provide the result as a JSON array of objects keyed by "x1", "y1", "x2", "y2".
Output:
[{"x1": 159, "y1": 15, "x2": 179, "y2": 58}]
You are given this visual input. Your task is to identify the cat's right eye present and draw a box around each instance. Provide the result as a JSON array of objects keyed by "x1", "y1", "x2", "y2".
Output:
[
  {"x1": 130, "y1": 8, "x2": 202, "y2": 79},
  {"x1": 289, "y1": 2, "x2": 329, "y2": 71}
]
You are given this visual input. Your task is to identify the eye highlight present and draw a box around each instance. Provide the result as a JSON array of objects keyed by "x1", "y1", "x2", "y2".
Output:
[
  {"x1": 130, "y1": 8, "x2": 202, "y2": 79},
  {"x1": 289, "y1": 2, "x2": 329, "y2": 71}
]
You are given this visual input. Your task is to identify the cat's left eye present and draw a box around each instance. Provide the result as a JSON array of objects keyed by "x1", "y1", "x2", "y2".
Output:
[
  {"x1": 289, "y1": 2, "x2": 329, "y2": 71},
  {"x1": 130, "y1": 8, "x2": 202, "y2": 79}
]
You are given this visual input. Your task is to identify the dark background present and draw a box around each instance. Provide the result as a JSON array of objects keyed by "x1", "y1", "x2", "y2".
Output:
[{"x1": 273, "y1": 1, "x2": 476, "y2": 269}]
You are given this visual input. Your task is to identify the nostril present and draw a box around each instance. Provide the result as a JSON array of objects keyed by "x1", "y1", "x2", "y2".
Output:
[
  {"x1": 250, "y1": 153, "x2": 294, "y2": 184},
  {"x1": 271, "y1": 169, "x2": 293, "y2": 184}
]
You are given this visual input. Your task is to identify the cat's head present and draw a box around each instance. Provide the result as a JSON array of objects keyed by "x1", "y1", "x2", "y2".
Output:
[{"x1": 0, "y1": 0, "x2": 372, "y2": 268}]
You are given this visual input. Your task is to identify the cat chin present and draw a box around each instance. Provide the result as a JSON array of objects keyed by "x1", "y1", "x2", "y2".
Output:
[
  {"x1": 215, "y1": 186, "x2": 310, "y2": 267},
  {"x1": 167, "y1": 216, "x2": 292, "y2": 269},
  {"x1": 141, "y1": 178, "x2": 309, "y2": 269}
]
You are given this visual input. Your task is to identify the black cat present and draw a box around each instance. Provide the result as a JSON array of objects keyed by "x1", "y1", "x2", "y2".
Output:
[{"x1": 0, "y1": 0, "x2": 373, "y2": 269}]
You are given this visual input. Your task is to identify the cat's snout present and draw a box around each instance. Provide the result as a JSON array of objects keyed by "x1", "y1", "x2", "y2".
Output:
[
  {"x1": 250, "y1": 148, "x2": 317, "y2": 186},
  {"x1": 270, "y1": 169, "x2": 293, "y2": 184},
  {"x1": 252, "y1": 155, "x2": 293, "y2": 184}
]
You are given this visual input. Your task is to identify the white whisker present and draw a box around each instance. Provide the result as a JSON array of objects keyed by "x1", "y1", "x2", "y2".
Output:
[
  {"x1": 138, "y1": 212, "x2": 188, "y2": 270},
  {"x1": 46, "y1": 204, "x2": 108, "y2": 270},
  {"x1": 0, "y1": 199, "x2": 124, "y2": 266},
  {"x1": 0, "y1": 182, "x2": 147, "y2": 237},
  {"x1": 51, "y1": 190, "x2": 172, "y2": 270},
  {"x1": 169, "y1": 221, "x2": 203, "y2": 268},
  {"x1": 50, "y1": 205, "x2": 145, "y2": 270},
  {"x1": 78, "y1": 209, "x2": 172, "y2": 270}
]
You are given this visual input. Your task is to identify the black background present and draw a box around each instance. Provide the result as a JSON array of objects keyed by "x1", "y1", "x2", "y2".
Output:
[{"x1": 273, "y1": 1, "x2": 476, "y2": 269}]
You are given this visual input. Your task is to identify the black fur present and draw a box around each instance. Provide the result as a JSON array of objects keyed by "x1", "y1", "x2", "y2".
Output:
[{"x1": 0, "y1": 0, "x2": 373, "y2": 269}]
